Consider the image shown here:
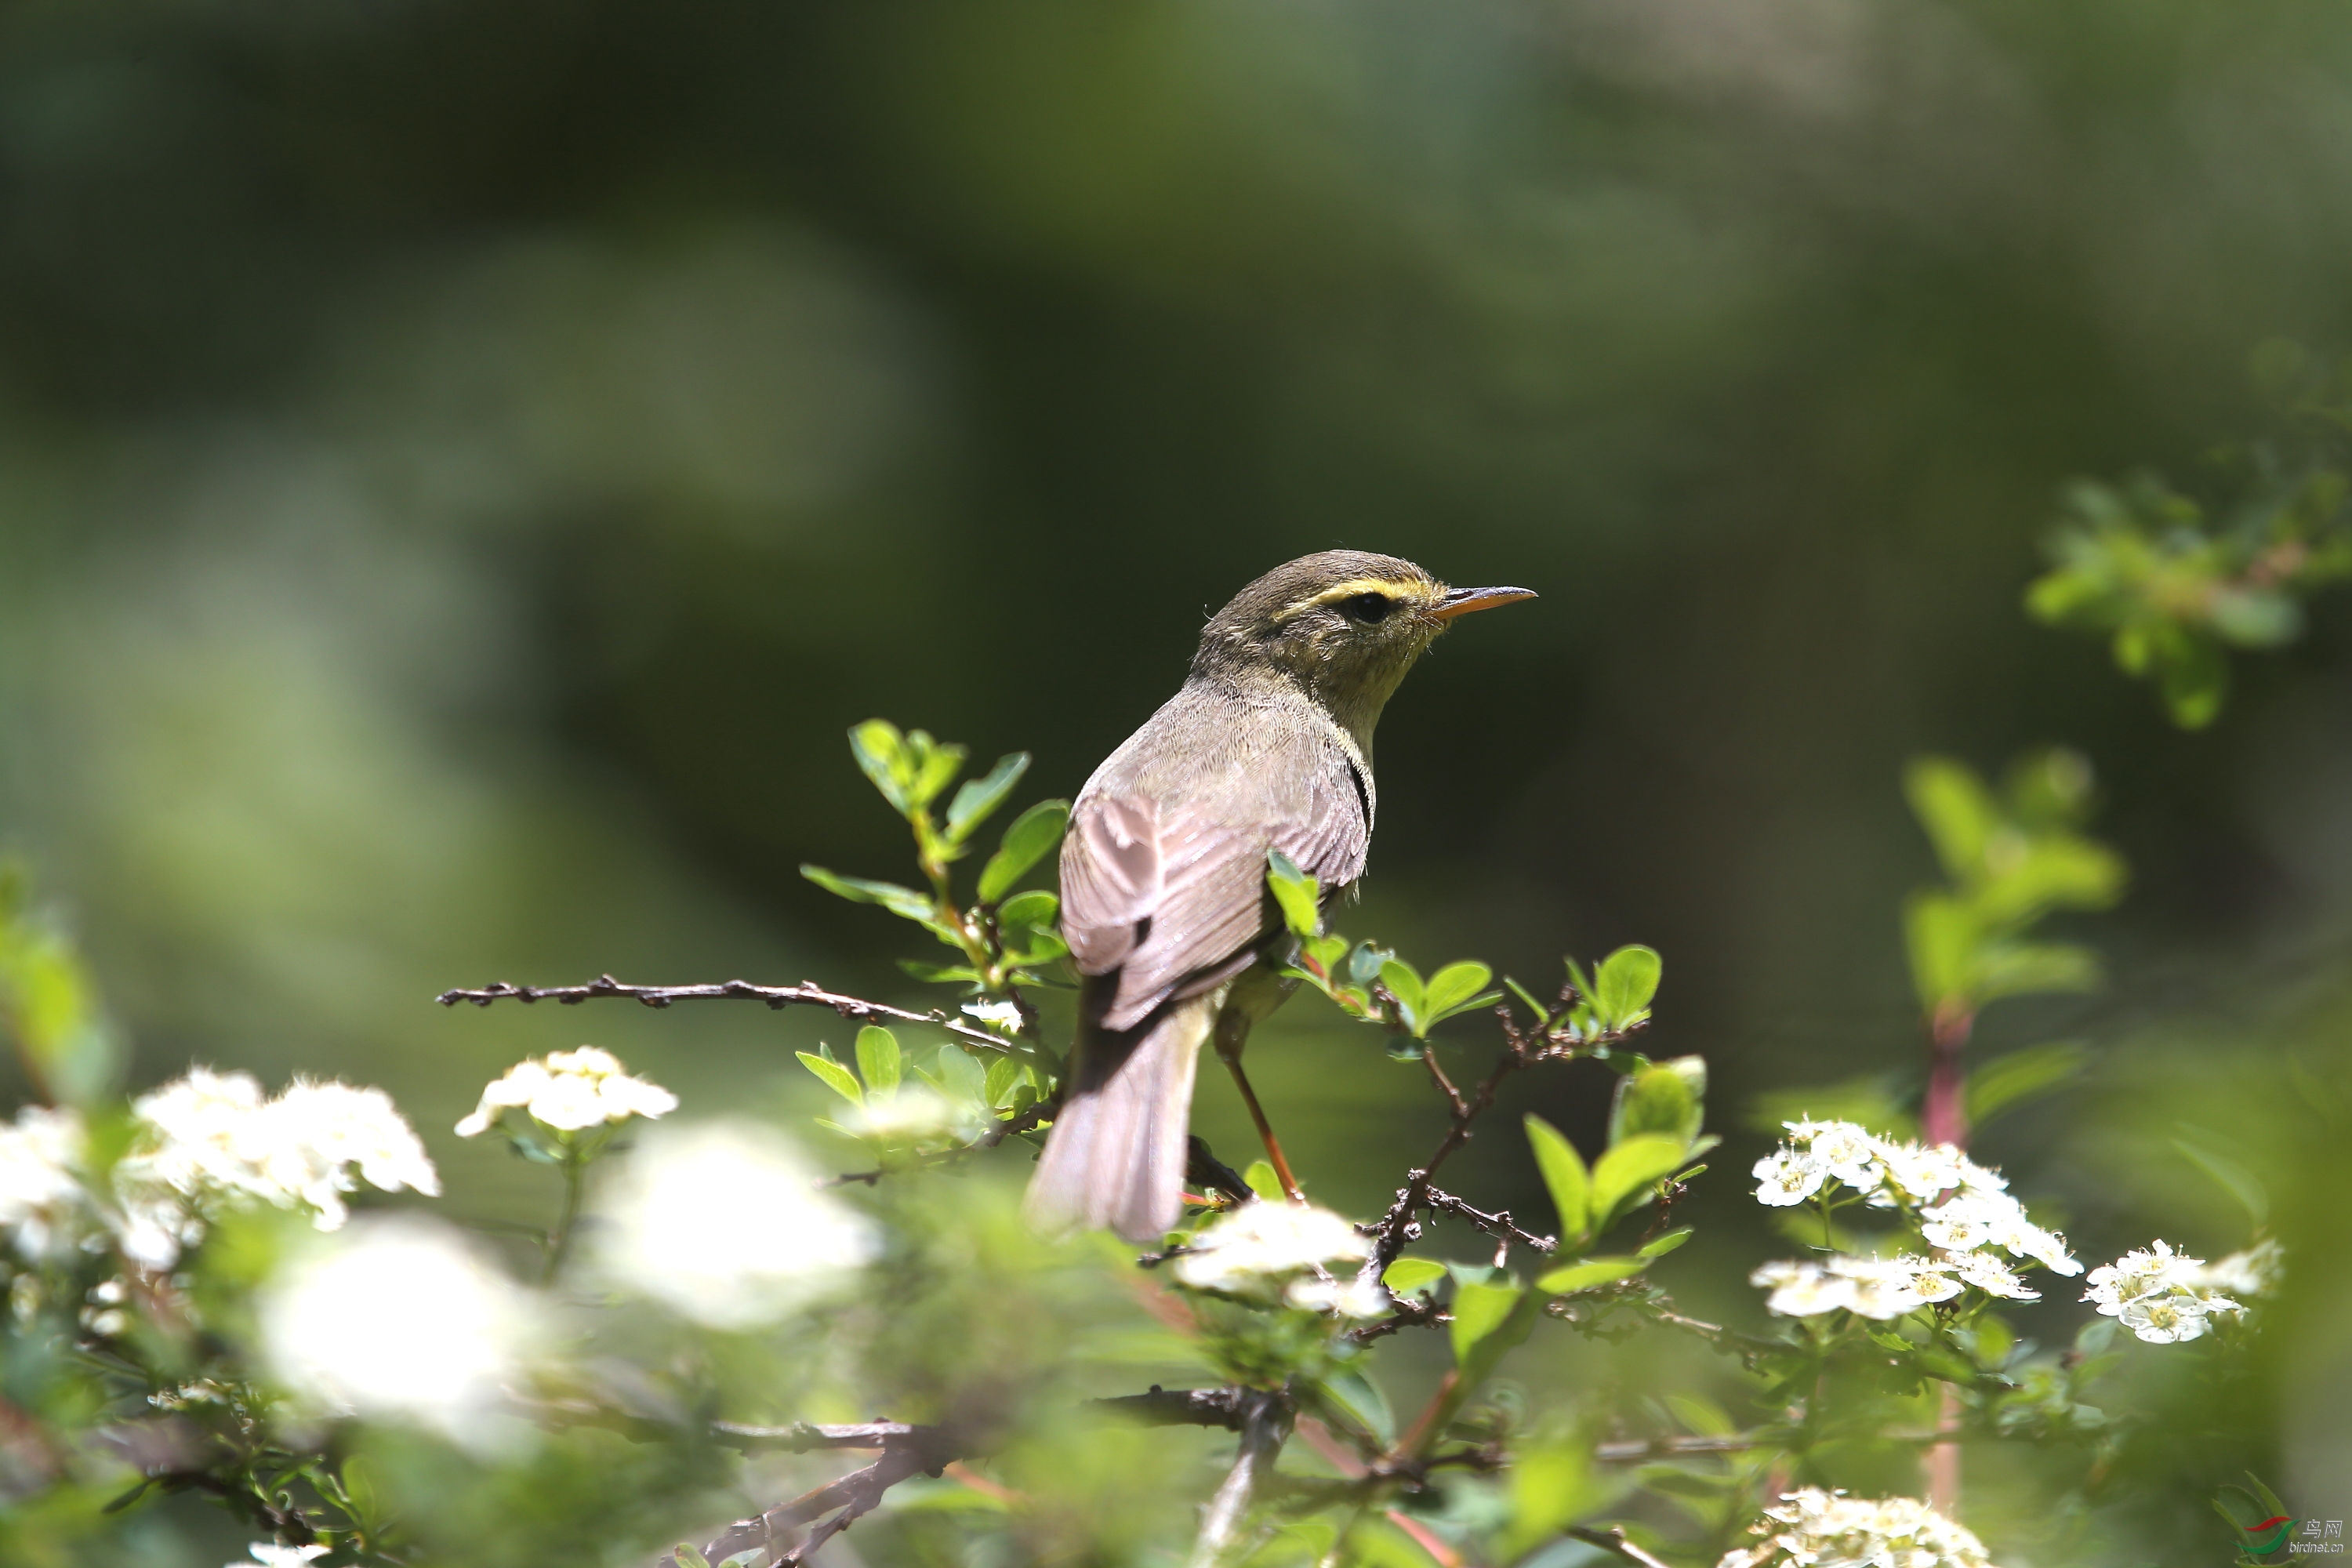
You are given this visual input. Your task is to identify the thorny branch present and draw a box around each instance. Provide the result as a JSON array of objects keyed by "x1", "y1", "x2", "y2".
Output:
[
  {"x1": 435, "y1": 973, "x2": 1019, "y2": 1056},
  {"x1": 1359, "y1": 989, "x2": 1645, "y2": 1290}
]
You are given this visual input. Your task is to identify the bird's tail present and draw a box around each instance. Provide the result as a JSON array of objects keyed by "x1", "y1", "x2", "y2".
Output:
[{"x1": 1023, "y1": 994, "x2": 1210, "y2": 1243}]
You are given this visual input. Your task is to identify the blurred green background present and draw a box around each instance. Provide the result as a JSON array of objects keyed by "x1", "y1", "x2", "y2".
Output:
[{"x1": 3, "y1": 0, "x2": 2350, "y2": 1552}]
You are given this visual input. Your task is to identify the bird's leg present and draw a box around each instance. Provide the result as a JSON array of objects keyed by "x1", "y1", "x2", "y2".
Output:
[{"x1": 1213, "y1": 1011, "x2": 1303, "y2": 1203}]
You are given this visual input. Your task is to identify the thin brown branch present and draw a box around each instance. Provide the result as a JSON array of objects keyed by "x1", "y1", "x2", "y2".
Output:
[
  {"x1": 1421, "y1": 1186, "x2": 1555, "y2": 1256},
  {"x1": 436, "y1": 973, "x2": 1018, "y2": 1055}
]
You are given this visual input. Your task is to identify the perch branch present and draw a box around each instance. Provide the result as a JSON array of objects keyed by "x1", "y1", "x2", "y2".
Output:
[{"x1": 436, "y1": 973, "x2": 1017, "y2": 1055}]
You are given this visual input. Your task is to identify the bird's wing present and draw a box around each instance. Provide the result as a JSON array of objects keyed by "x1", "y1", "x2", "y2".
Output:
[{"x1": 1061, "y1": 744, "x2": 1368, "y2": 1033}]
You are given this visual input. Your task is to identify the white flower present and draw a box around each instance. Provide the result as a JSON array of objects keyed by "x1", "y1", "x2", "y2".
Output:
[
  {"x1": 1283, "y1": 1273, "x2": 1389, "y2": 1319},
  {"x1": 1874, "y1": 1139, "x2": 1969, "y2": 1207},
  {"x1": 0, "y1": 1105, "x2": 95, "y2": 1262},
  {"x1": 2118, "y1": 1293, "x2": 2216, "y2": 1344},
  {"x1": 1718, "y1": 1488, "x2": 2000, "y2": 1568},
  {"x1": 260, "y1": 1216, "x2": 536, "y2": 1452},
  {"x1": 1827, "y1": 1256, "x2": 1936, "y2": 1319},
  {"x1": 1947, "y1": 1249, "x2": 2038, "y2": 1301},
  {"x1": 1752, "y1": 1149, "x2": 1827, "y2": 1207},
  {"x1": 233, "y1": 1545, "x2": 328, "y2": 1568},
  {"x1": 1174, "y1": 1201, "x2": 1371, "y2": 1301},
  {"x1": 1918, "y1": 1189, "x2": 2077, "y2": 1276},
  {"x1": 455, "y1": 1047, "x2": 678, "y2": 1138},
  {"x1": 960, "y1": 1000, "x2": 1024, "y2": 1033},
  {"x1": 1806, "y1": 1123, "x2": 1886, "y2": 1189},
  {"x1": 595, "y1": 1121, "x2": 874, "y2": 1329},
  {"x1": 1751, "y1": 1254, "x2": 1977, "y2": 1319},
  {"x1": 1748, "y1": 1260, "x2": 1853, "y2": 1318},
  {"x1": 2198, "y1": 1240, "x2": 2281, "y2": 1298}
]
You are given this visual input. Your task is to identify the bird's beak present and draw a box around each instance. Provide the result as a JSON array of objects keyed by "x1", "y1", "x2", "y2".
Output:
[{"x1": 1429, "y1": 585, "x2": 1538, "y2": 621}]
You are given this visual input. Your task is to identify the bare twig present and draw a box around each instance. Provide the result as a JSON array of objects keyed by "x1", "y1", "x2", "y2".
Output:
[
  {"x1": 1092, "y1": 1386, "x2": 1254, "y2": 1432},
  {"x1": 1567, "y1": 1524, "x2": 1675, "y2": 1568},
  {"x1": 436, "y1": 973, "x2": 1018, "y2": 1055},
  {"x1": 1421, "y1": 1186, "x2": 1555, "y2": 1256},
  {"x1": 1188, "y1": 1389, "x2": 1294, "y2": 1568}
]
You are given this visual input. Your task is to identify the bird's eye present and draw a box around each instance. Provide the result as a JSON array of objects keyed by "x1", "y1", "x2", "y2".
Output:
[{"x1": 1338, "y1": 593, "x2": 1396, "y2": 624}]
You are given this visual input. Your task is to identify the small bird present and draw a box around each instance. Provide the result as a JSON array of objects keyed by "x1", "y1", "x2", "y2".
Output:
[{"x1": 1025, "y1": 550, "x2": 1536, "y2": 1240}]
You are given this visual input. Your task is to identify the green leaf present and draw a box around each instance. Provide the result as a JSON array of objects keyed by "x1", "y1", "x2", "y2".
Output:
[
  {"x1": 1243, "y1": 1160, "x2": 1283, "y2": 1201},
  {"x1": 935, "y1": 1045, "x2": 988, "y2": 1108},
  {"x1": 797, "y1": 1051, "x2": 864, "y2": 1106},
  {"x1": 1637, "y1": 1227, "x2": 1693, "y2": 1260},
  {"x1": 1608, "y1": 1058, "x2": 1703, "y2": 1150},
  {"x1": 1449, "y1": 1279, "x2": 1526, "y2": 1368},
  {"x1": 997, "y1": 888, "x2": 1059, "y2": 931},
  {"x1": 1971, "y1": 940, "x2": 2102, "y2": 1006},
  {"x1": 672, "y1": 1545, "x2": 714, "y2": 1568},
  {"x1": 1421, "y1": 960, "x2": 1496, "y2": 1025},
  {"x1": 1963, "y1": 1041, "x2": 2090, "y2": 1127},
  {"x1": 1535, "y1": 1255, "x2": 1644, "y2": 1295},
  {"x1": 979, "y1": 800, "x2": 1070, "y2": 902},
  {"x1": 848, "y1": 720, "x2": 911, "y2": 813},
  {"x1": 1379, "y1": 959, "x2": 1428, "y2": 1033},
  {"x1": 946, "y1": 753, "x2": 1031, "y2": 840},
  {"x1": 1523, "y1": 1114, "x2": 1591, "y2": 1250},
  {"x1": 1592, "y1": 945, "x2": 1662, "y2": 1029},
  {"x1": 2173, "y1": 1130, "x2": 2270, "y2": 1225},
  {"x1": 1500, "y1": 1438, "x2": 1601, "y2": 1561},
  {"x1": 1348, "y1": 942, "x2": 1394, "y2": 985},
  {"x1": 982, "y1": 1053, "x2": 1021, "y2": 1109},
  {"x1": 1588, "y1": 1134, "x2": 1691, "y2": 1232},
  {"x1": 1905, "y1": 757, "x2": 1997, "y2": 881},
  {"x1": 1381, "y1": 1258, "x2": 1449, "y2": 1294},
  {"x1": 1312, "y1": 1369, "x2": 1395, "y2": 1448},
  {"x1": 1903, "y1": 891, "x2": 1976, "y2": 1011},
  {"x1": 801, "y1": 865, "x2": 936, "y2": 922},
  {"x1": 1265, "y1": 850, "x2": 1321, "y2": 939},
  {"x1": 855, "y1": 1026, "x2": 902, "y2": 1097},
  {"x1": 1504, "y1": 975, "x2": 1552, "y2": 1025}
]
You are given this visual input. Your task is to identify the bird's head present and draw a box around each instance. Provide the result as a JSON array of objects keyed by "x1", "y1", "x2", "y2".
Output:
[{"x1": 1191, "y1": 550, "x2": 1535, "y2": 746}]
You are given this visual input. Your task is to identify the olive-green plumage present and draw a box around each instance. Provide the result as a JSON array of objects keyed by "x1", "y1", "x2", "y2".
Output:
[{"x1": 1025, "y1": 550, "x2": 1534, "y2": 1240}]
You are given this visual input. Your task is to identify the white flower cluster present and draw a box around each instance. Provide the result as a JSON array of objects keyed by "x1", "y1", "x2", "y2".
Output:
[
  {"x1": 2080, "y1": 1238, "x2": 2273, "y2": 1344},
  {"x1": 455, "y1": 1047, "x2": 677, "y2": 1138},
  {"x1": 1718, "y1": 1488, "x2": 2000, "y2": 1568},
  {"x1": 0, "y1": 1071, "x2": 439, "y2": 1271},
  {"x1": 1750, "y1": 1249, "x2": 2037, "y2": 1320},
  {"x1": 1747, "y1": 1120, "x2": 2079, "y2": 1321},
  {"x1": 0, "y1": 1105, "x2": 97, "y2": 1262},
  {"x1": 231, "y1": 1541, "x2": 329, "y2": 1567},
  {"x1": 123, "y1": 1069, "x2": 440, "y2": 1237},
  {"x1": 1174, "y1": 1200, "x2": 1385, "y2": 1319},
  {"x1": 594, "y1": 1121, "x2": 876, "y2": 1329},
  {"x1": 260, "y1": 1214, "x2": 538, "y2": 1454}
]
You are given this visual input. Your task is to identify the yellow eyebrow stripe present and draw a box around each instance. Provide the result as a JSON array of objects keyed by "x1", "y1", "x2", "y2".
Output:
[{"x1": 1272, "y1": 576, "x2": 1440, "y2": 622}]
